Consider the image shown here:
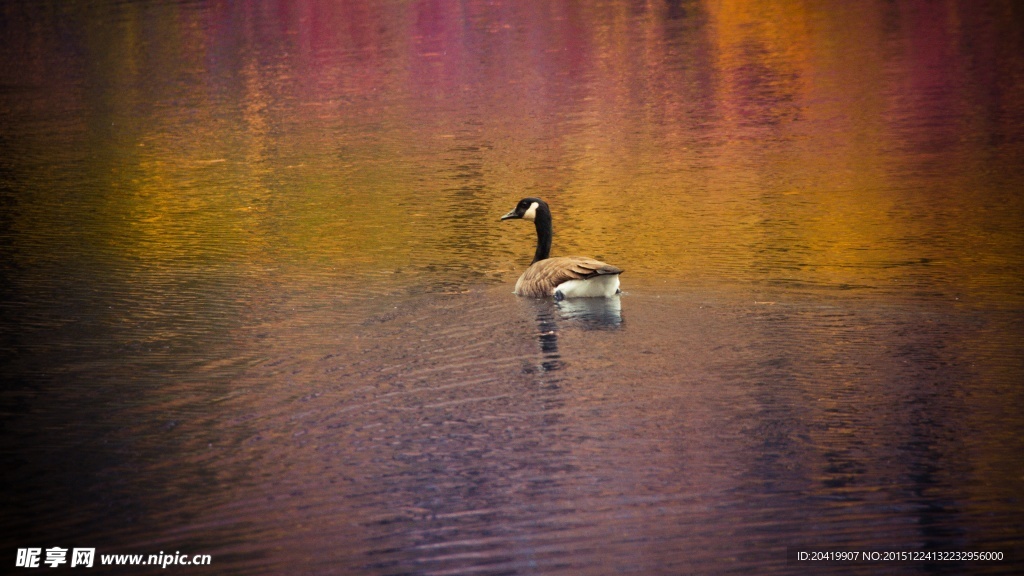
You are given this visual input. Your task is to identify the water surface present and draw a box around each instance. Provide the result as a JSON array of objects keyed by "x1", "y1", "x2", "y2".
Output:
[{"x1": 2, "y1": 1, "x2": 1023, "y2": 574}]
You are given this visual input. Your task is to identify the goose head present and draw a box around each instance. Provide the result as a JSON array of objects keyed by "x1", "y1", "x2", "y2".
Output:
[{"x1": 500, "y1": 197, "x2": 546, "y2": 222}]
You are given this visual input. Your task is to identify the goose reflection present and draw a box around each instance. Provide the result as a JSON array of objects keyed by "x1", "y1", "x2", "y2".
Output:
[
  {"x1": 526, "y1": 296, "x2": 623, "y2": 374},
  {"x1": 555, "y1": 295, "x2": 623, "y2": 329},
  {"x1": 533, "y1": 304, "x2": 563, "y2": 373}
]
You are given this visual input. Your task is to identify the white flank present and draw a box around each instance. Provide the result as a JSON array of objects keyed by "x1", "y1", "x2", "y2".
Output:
[{"x1": 554, "y1": 274, "x2": 620, "y2": 298}]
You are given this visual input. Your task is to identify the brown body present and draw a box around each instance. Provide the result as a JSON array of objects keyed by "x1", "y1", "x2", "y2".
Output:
[{"x1": 514, "y1": 256, "x2": 623, "y2": 297}]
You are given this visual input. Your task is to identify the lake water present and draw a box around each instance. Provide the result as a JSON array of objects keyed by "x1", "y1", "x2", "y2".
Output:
[{"x1": 2, "y1": 0, "x2": 1023, "y2": 574}]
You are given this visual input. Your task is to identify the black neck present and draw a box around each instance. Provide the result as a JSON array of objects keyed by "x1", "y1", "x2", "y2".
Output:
[{"x1": 532, "y1": 207, "x2": 552, "y2": 263}]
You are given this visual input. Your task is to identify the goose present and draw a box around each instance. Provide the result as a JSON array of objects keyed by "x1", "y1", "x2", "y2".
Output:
[{"x1": 500, "y1": 197, "x2": 623, "y2": 300}]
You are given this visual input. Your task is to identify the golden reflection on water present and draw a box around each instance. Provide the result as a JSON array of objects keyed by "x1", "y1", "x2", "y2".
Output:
[{"x1": 5, "y1": 0, "x2": 1020, "y2": 304}]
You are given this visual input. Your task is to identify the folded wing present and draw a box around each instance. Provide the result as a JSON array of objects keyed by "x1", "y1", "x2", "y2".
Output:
[{"x1": 515, "y1": 257, "x2": 623, "y2": 297}]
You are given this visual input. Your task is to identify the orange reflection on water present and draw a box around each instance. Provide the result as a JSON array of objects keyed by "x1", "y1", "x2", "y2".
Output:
[{"x1": 4, "y1": 0, "x2": 1022, "y2": 302}]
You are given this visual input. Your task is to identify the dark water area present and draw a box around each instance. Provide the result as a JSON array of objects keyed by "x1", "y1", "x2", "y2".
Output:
[{"x1": 2, "y1": 0, "x2": 1023, "y2": 574}]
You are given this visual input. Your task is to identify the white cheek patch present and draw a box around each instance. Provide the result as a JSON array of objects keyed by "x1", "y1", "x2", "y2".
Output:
[{"x1": 522, "y1": 202, "x2": 539, "y2": 221}]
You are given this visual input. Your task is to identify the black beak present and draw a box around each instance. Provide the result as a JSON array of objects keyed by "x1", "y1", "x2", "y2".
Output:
[{"x1": 500, "y1": 210, "x2": 519, "y2": 221}]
